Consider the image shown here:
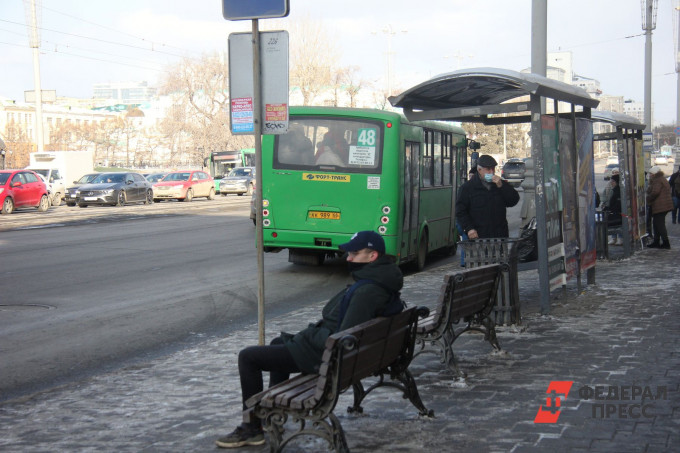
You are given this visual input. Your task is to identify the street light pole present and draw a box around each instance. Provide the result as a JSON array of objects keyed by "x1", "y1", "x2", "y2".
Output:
[
  {"x1": 642, "y1": 0, "x2": 658, "y2": 133},
  {"x1": 25, "y1": 0, "x2": 44, "y2": 153},
  {"x1": 373, "y1": 25, "x2": 407, "y2": 98}
]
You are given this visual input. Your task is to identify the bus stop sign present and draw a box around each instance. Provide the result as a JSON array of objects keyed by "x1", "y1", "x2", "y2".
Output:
[{"x1": 222, "y1": 0, "x2": 289, "y2": 20}]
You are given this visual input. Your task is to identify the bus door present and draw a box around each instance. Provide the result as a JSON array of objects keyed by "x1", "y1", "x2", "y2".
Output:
[{"x1": 401, "y1": 141, "x2": 421, "y2": 261}]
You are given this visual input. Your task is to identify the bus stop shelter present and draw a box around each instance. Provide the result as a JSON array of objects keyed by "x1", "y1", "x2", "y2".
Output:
[
  {"x1": 591, "y1": 111, "x2": 646, "y2": 259},
  {"x1": 389, "y1": 68, "x2": 600, "y2": 314}
]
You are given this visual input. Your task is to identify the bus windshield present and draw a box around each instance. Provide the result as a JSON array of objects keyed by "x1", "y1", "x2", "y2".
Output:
[{"x1": 274, "y1": 117, "x2": 383, "y2": 173}]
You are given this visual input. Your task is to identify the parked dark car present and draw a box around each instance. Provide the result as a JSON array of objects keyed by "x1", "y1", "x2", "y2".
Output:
[
  {"x1": 501, "y1": 160, "x2": 526, "y2": 187},
  {"x1": 0, "y1": 169, "x2": 50, "y2": 214},
  {"x1": 64, "y1": 172, "x2": 99, "y2": 206},
  {"x1": 75, "y1": 172, "x2": 153, "y2": 207}
]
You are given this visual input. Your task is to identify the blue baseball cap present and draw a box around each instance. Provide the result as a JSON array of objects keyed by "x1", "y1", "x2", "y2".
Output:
[{"x1": 339, "y1": 230, "x2": 385, "y2": 254}]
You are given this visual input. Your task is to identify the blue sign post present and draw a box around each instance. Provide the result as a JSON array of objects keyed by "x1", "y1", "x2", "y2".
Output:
[{"x1": 222, "y1": 0, "x2": 289, "y2": 20}]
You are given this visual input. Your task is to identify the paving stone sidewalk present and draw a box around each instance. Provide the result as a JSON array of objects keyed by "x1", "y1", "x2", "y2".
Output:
[{"x1": 0, "y1": 233, "x2": 678, "y2": 452}]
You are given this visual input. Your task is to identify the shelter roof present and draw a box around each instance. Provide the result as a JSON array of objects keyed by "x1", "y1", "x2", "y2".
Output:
[
  {"x1": 591, "y1": 111, "x2": 645, "y2": 130},
  {"x1": 389, "y1": 67, "x2": 599, "y2": 123}
]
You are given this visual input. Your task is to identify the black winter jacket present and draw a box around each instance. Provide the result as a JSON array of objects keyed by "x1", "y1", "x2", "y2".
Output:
[
  {"x1": 280, "y1": 255, "x2": 403, "y2": 374},
  {"x1": 455, "y1": 173, "x2": 520, "y2": 238}
]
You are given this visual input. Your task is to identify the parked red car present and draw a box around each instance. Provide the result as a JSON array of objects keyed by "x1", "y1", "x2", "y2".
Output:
[
  {"x1": 0, "y1": 169, "x2": 50, "y2": 214},
  {"x1": 152, "y1": 170, "x2": 215, "y2": 202}
]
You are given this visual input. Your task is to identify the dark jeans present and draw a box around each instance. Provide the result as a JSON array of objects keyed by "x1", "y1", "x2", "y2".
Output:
[
  {"x1": 238, "y1": 337, "x2": 301, "y2": 418},
  {"x1": 651, "y1": 211, "x2": 669, "y2": 245},
  {"x1": 672, "y1": 197, "x2": 680, "y2": 223}
]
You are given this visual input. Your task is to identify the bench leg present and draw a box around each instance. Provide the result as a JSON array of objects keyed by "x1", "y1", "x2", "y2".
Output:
[
  {"x1": 348, "y1": 382, "x2": 367, "y2": 414},
  {"x1": 257, "y1": 407, "x2": 350, "y2": 453},
  {"x1": 328, "y1": 412, "x2": 351, "y2": 453},
  {"x1": 392, "y1": 369, "x2": 435, "y2": 418},
  {"x1": 480, "y1": 317, "x2": 501, "y2": 351}
]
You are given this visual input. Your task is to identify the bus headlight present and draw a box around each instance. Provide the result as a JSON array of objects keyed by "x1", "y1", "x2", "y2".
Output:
[
  {"x1": 381, "y1": 216, "x2": 389, "y2": 224},
  {"x1": 382, "y1": 206, "x2": 391, "y2": 214},
  {"x1": 378, "y1": 225, "x2": 387, "y2": 234},
  {"x1": 263, "y1": 219, "x2": 271, "y2": 227},
  {"x1": 262, "y1": 199, "x2": 269, "y2": 207},
  {"x1": 262, "y1": 209, "x2": 270, "y2": 217}
]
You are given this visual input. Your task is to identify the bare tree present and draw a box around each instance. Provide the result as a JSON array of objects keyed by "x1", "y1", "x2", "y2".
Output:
[
  {"x1": 288, "y1": 19, "x2": 340, "y2": 106},
  {"x1": 159, "y1": 52, "x2": 253, "y2": 166}
]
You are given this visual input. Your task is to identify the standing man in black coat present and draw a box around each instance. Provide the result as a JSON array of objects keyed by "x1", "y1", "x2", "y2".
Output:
[{"x1": 456, "y1": 154, "x2": 520, "y2": 239}]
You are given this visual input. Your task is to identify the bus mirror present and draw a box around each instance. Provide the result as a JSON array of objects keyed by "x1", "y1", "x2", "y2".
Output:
[
  {"x1": 203, "y1": 157, "x2": 210, "y2": 167},
  {"x1": 468, "y1": 139, "x2": 481, "y2": 150}
]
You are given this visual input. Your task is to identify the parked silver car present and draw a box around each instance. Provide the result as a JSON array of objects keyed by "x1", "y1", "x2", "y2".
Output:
[{"x1": 220, "y1": 167, "x2": 255, "y2": 196}]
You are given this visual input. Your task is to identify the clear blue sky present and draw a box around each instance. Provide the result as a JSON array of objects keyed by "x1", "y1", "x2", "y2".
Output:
[{"x1": 1, "y1": 0, "x2": 676, "y2": 125}]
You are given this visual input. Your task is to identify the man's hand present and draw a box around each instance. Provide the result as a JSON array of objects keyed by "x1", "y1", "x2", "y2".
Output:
[
  {"x1": 492, "y1": 175, "x2": 503, "y2": 187},
  {"x1": 467, "y1": 229, "x2": 479, "y2": 239}
]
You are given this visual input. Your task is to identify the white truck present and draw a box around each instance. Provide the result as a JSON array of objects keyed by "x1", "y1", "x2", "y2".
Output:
[{"x1": 27, "y1": 150, "x2": 95, "y2": 206}]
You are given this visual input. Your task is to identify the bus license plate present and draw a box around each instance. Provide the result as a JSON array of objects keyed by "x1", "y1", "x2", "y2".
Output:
[{"x1": 308, "y1": 211, "x2": 340, "y2": 220}]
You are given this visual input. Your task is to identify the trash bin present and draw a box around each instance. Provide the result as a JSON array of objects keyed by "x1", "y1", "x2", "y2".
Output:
[
  {"x1": 458, "y1": 238, "x2": 520, "y2": 326},
  {"x1": 595, "y1": 210, "x2": 609, "y2": 260}
]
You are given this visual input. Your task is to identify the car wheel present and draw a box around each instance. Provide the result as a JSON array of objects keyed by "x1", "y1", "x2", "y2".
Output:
[
  {"x1": 184, "y1": 188, "x2": 193, "y2": 202},
  {"x1": 66, "y1": 202, "x2": 76, "y2": 207},
  {"x1": 153, "y1": 198, "x2": 161, "y2": 203},
  {"x1": 144, "y1": 189, "x2": 153, "y2": 205},
  {"x1": 1, "y1": 197, "x2": 14, "y2": 214},
  {"x1": 52, "y1": 192, "x2": 63, "y2": 206},
  {"x1": 221, "y1": 192, "x2": 227, "y2": 196},
  {"x1": 79, "y1": 203, "x2": 88, "y2": 208},
  {"x1": 37, "y1": 195, "x2": 50, "y2": 212},
  {"x1": 207, "y1": 188, "x2": 215, "y2": 200},
  {"x1": 237, "y1": 193, "x2": 244, "y2": 196},
  {"x1": 116, "y1": 191, "x2": 126, "y2": 206}
]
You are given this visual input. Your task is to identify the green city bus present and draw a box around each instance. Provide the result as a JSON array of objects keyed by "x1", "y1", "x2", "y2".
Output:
[
  {"x1": 260, "y1": 106, "x2": 470, "y2": 270},
  {"x1": 204, "y1": 148, "x2": 256, "y2": 191}
]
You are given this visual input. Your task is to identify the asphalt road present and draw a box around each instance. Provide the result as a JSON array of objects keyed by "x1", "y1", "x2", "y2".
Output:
[
  {"x1": 0, "y1": 158, "x2": 657, "y2": 402},
  {"x1": 0, "y1": 196, "x2": 356, "y2": 401}
]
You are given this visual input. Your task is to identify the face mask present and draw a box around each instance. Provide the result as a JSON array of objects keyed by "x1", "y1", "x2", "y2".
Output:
[{"x1": 484, "y1": 173, "x2": 494, "y2": 183}]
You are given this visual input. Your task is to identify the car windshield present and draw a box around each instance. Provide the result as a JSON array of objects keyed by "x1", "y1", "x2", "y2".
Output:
[
  {"x1": 606, "y1": 164, "x2": 618, "y2": 170},
  {"x1": 147, "y1": 174, "x2": 166, "y2": 182},
  {"x1": 164, "y1": 172, "x2": 191, "y2": 181},
  {"x1": 0, "y1": 173, "x2": 10, "y2": 185},
  {"x1": 228, "y1": 168, "x2": 254, "y2": 177},
  {"x1": 92, "y1": 173, "x2": 125, "y2": 184},
  {"x1": 77, "y1": 174, "x2": 97, "y2": 183}
]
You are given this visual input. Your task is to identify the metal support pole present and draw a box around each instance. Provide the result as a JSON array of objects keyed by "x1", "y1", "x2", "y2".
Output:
[
  {"x1": 252, "y1": 19, "x2": 265, "y2": 346},
  {"x1": 619, "y1": 129, "x2": 632, "y2": 258},
  {"x1": 530, "y1": 94, "x2": 551, "y2": 314},
  {"x1": 571, "y1": 106, "x2": 582, "y2": 293}
]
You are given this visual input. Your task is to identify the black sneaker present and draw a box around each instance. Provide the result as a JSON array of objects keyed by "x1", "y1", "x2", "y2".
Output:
[
  {"x1": 647, "y1": 243, "x2": 660, "y2": 248},
  {"x1": 216, "y1": 425, "x2": 265, "y2": 448},
  {"x1": 660, "y1": 243, "x2": 671, "y2": 249}
]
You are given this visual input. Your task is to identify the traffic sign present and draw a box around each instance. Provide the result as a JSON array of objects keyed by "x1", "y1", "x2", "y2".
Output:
[{"x1": 222, "y1": 0, "x2": 289, "y2": 20}]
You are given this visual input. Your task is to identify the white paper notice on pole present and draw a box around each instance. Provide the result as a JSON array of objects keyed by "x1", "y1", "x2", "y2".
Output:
[{"x1": 228, "y1": 31, "x2": 289, "y2": 135}]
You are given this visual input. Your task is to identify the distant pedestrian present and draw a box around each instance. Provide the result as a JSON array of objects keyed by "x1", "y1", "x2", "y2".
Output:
[
  {"x1": 668, "y1": 166, "x2": 680, "y2": 224},
  {"x1": 646, "y1": 166, "x2": 673, "y2": 249},
  {"x1": 604, "y1": 174, "x2": 623, "y2": 245}
]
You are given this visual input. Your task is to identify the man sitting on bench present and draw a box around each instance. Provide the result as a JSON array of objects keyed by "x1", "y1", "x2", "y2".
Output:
[{"x1": 216, "y1": 230, "x2": 404, "y2": 449}]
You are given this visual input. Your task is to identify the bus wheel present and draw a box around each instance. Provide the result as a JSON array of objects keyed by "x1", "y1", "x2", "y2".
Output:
[{"x1": 416, "y1": 232, "x2": 428, "y2": 271}]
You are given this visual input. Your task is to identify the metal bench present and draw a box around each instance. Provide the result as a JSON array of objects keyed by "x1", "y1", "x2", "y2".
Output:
[
  {"x1": 245, "y1": 306, "x2": 432, "y2": 453},
  {"x1": 414, "y1": 264, "x2": 502, "y2": 378}
]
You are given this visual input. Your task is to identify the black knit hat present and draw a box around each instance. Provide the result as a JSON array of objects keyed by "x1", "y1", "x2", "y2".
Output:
[{"x1": 477, "y1": 155, "x2": 498, "y2": 168}]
